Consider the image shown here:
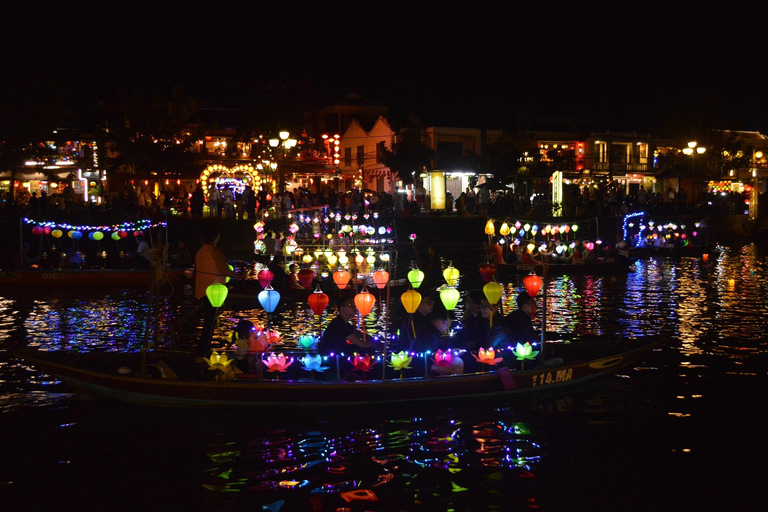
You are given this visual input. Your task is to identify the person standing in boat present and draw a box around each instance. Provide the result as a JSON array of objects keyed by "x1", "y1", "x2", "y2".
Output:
[
  {"x1": 195, "y1": 223, "x2": 238, "y2": 357},
  {"x1": 318, "y1": 297, "x2": 381, "y2": 355}
]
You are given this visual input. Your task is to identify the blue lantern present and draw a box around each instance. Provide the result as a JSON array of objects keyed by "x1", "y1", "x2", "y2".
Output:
[{"x1": 258, "y1": 287, "x2": 281, "y2": 313}]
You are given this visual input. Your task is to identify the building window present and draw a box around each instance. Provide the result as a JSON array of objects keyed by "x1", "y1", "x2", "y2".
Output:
[
  {"x1": 344, "y1": 147, "x2": 352, "y2": 167},
  {"x1": 357, "y1": 145, "x2": 365, "y2": 166},
  {"x1": 595, "y1": 142, "x2": 607, "y2": 163},
  {"x1": 376, "y1": 141, "x2": 386, "y2": 163}
]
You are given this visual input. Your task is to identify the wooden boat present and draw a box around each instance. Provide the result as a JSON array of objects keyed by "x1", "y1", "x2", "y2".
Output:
[
  {"x1": 13, "y1": 336, "x2": 663, "y2": 409},
  {"x1": 0, "y1": 267, "x2": 189, "y2": 287},
  {"x1": 629, "y1": 243, "x2": 718, "y2": 259},
  {"x1": 497, "y1": 259, "x2": 636, "y2": 280}
]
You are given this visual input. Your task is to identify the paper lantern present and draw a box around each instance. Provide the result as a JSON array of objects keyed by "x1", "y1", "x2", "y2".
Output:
[
  {"x1": 523, "y1": 271, "x2": 543, "y2": 297},
  {"x1": 483, "y1": 281, "x2": 503, "y2": 305},
  {"x1": 333, "y1": 269, "x2": 351, "y2": 289},
  {"x1": 111, "y1": 231, "x2": 121, "y2": 241},
  {"x1": 43, "y1": 226, "x2": 52, "y2": 235},
  {"x1": 407, "y1": 268, "x2": 425, "y2": 289},
  {"x1": 439, "y1": 287, "x2": 460, "y2": 311},
  {"x1": 479, "y1": 263, "x2": 496, "y2": 283},
  {"x1": 307, "y1": 289, "x2": 329, "y2": 316},
  {"x1": 484, "y1": 219, "x2": 495, "y2": 235},
  {"x1": 257, "y1": 269, "x2": 274, "y2": 288},
  {"x1": 372, "y1": 269, "x2": 389, "y2": 289},
  {"x1": 401, "y1": 289, "x2": 422, "y2": 314},
  {"x1": 32, "y1": 226, "x2": 43, "y2": 236},
  {"x1": 118, "y1": 231, "x2": 128, "y2": 239},
  {"x1": 68, "y1": 230, "x2": 82, "y2": 240},
  {"x1": 298, "y1": 268, "x2": 315, "y2": 288},
  {"x1": 51, "y1": 229, "x2": 63, "y2": 239},
  {"x1": 258, "y1": 287, "x2": 281, "y2": 313},
  {"x1": 354, "y1": 289, "x2": 376, "y2": 316},
  {"x1": 443, "y1": 264, "x2": 460, "y2": 286},
  {"x1": 92, "y1": 231, "x2": 104, "y2": 241},
  {"x1": 499, "y1": 222, "x2": 510, "y2": 236},
  {"x1": 133, "y1": 231, "x2": 142, "y2": 238},
  {"x1": 206, "y1": 282, "x2": 229, "y2": 308}
]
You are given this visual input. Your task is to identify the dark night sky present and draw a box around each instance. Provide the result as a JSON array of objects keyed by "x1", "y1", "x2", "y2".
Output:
[{"x1": 3, "y1": 2, "x2": 768, "y2": 131}]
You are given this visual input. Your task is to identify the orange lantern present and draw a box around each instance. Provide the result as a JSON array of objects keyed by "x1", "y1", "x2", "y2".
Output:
[
  {"x1": 333, "y1": 269, "x2": 351, "y2": 289},
  {"x1": 400, "y1": 289, "x2": 422, "y2": 314},
  {"x1": 354, "y1": 288, "x2": 376, "y2": 316},
  {"x1": 307, "y1": 289, "x2": 329, "y2": 316},
  {"x1": 523, "y1": 271, "x2": 543, "y2": 297},
  {"x1": 372, "y1": 269, "x2": 390, "y2": 289}
]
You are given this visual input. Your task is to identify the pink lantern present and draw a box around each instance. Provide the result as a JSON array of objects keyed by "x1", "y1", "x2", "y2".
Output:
[
  {"x1": 257, "y1": 269, "x2": 274, "y2": 288},
  {"x1": 32, "y1": 226, "x2": 44, "y2": 236}
]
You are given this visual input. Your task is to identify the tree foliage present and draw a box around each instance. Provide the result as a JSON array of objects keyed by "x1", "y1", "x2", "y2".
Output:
[{"x1": 380, "y1": 130, "x2": 435, "y2": 185}]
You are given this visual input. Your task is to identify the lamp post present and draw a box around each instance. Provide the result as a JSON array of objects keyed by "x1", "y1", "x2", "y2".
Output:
[
  {"x1": 683, "y1": 141, "x2": 706, "y2": 204},
  {"x1": 750, "y1": 150, "x2": 763, "y2": 220},
  {"x1": 269, "y1": 131, "x2": 297, "y2": 195}
]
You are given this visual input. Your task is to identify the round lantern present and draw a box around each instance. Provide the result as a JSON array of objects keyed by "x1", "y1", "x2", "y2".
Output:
[
  {"x1": 483, "y1": 281, "x2": 503, "y2": 305},
  {"x1": 479, "y1": 263, "x2": 496, "y2": 283},
  {"x1": 443, "y1": 264, "x2": 460, "y2": 287},
  {"x1": 354, "y1": 289, "x2": 376, "y2": 316},
  {"x1": 68, "y1": 230, "x2": 83, "y2": 240},
  {"x1": 258, "y1": 287, "x2": 281, "y2": 313},
  {"x1": 92, "y1": 231, "x2": 104, "y2": 241},
  {"x1": 51, "y1": 229, "x2": 63, "y2": 239},
  {"x1": 88, "y1": 232, "x2": 96, "y2": 240},
  {"x1": 111, "y1": 231, "x2": 121, "y2": 241},
  {"x1": 401, "y1": 289, "x2": 422, "y2": 314},
  {"x1": 333, "y1": 269, "x2": 351, "y2": 289},
  {"x1": 407, "y1": 268, "x2": 425, "y2": 289},
  {"x1": 257, "y1": 269, "x2": 274, "y2": 288},
  {"x1": 372, "y1": 269, "x2": 389, "y2": 289},
  {"x1": 307, "y1": 289, "x2": 329, "y2": 316},
  {"x1": 298, "y1": 268, "x2": 315, "y2": 288},
  {"x1": 484, "y1": 219, "x2": 495, "y2": 235},
  {"x1": 32, "y1": 226, "x2": 43, "y2": 236},
  {"x1": 499, "y1": 222, "x2": 510, "y2": 236},
  {"x1": 43, "y1": 226, "x2": 52, "y2": 235},
  {"x1": 118, "y1": 231, "x2": 128, "y2": 239},
  {"x1": 439, "y1": 286, "x2": 460, "y2": 311},
  {"x1": 206, "y1": 282, "x2": 229, "y2": 308},
  {"x1": 523, "y1": 271, "x2": 543, "y2": 297}
]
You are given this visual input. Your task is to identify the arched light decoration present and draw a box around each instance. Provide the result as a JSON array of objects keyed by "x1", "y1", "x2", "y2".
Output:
[
  {"x1": 372, "y1": 269, "x2": 389, "y2": 289},
  {"x1": 401, "y1": 289, "x2": 422, "y2": 314},
  {"x1": 258, "y1": 286, "x2": 281, "y2": 313},
  {"x1": 206, "y1": 282, "x2": 229, "y2": 308},
  {"x1": 499, "y1": 222, "x2": 510, "y2": 236},
  {"x1": 483, "y1": 280, "x2": 503, "y2": 305},
  {"x1": 439, "y1": 286, "x2": 460, "y2": 311},
  {"x1": 307, "y1": 288, "x2": 329, "y2": 316},
  {"x1": 333, "y1": 269, "x2": 351, "y2": 289},
  {"x1": 523, "y1": 271, "x2": 543, "y2": 297},
  {"x1": 484, "y1": 219, "x2": 495, "y2": 235},
  {"x1": 408, "y1": 267, "x2": 425, "y2": 289},
  {"x1": 443, "y1": 264, "x2": 460, "y2": 286},
  {"x1": 354, "y1": 288, "x2": 376, "y2": 316}
]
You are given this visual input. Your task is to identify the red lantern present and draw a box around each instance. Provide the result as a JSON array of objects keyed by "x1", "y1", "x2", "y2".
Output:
[
  {"x1": 43, "y1": 226, "x2": 52, "y2": 235},
  {"x1": 479, "y1": 263, "x2": 496, "y2": 283},
  {"x1": 354, "y1": 289, "x2": 376, "y2": 316},
  {"x1": 118, "y1": 230, "x2": 128, "y2": 239},
  {"x1": 257, "y1": 269, "x2": 274, "y2": 288},
  {"x1": 307, "y1": 289, "x2": 329, "y2": 316},
  {"x1": 523, "y1": 271, "x2": 543, "y2": 297},
  {"x1": 32, "y1": 226, "x2": 44, "y2": 236},
  {"x1": 298, "y1": 268, "x2": 315, "y2": 288},
  {"x1": 333, "y1": 269, "x2": 351, "y2": 289},
  {"x1": 133, "y1": 231, "x2": 142, "y2": 238},
  {"x1": 372, "y1": 269, "x2": 389, "y2": 289}
]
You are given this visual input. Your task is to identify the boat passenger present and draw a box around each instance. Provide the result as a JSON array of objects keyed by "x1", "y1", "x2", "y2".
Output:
[
  {"x1": 318, "y1": 297, "x2": 381, "y2": 356},
  {"x1": 504, "y1": 292, "x2": 539, "y2": 345},
  {"x1": 452, "y1": 290, "x2": 485, "y2": 351},
  {"x1": 134, "y1": 234, "x2": 153, "y2": 268},
  {"x1": 478, "y1": 299, "x2": 511, "y2": 350},
  {"x1": 230, "y1": 319, "x2": 272, "y2": 373}
]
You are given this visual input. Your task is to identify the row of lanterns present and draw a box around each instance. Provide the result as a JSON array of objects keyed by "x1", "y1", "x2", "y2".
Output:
[{"x1": 485, "y1": 219, "x2": 579, "y2": 238}]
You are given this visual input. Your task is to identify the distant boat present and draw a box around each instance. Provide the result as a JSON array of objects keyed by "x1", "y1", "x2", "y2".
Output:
[{"x1": 0, "y1": 267, "x2": 189, "y2": 287}]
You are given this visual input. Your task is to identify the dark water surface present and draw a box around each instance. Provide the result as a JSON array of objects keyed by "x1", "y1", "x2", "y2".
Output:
[{"x1": 2, "y1": 244, "x2": 768, "y2": 511}]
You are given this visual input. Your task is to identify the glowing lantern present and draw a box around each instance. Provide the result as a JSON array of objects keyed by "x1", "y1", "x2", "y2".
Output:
[
  {"x1": 479, "y1": 263, "x2": 496, "y2": 283},
  {"x1": 43, "y1": 226, "x2": 52, "y2": 235},
  {"x1": 443, "y1": 264, "x2": 460, "y2": 286},
  {"x1": 523, "y1": 271, "x2": 543, "y2": 297},
  {"x1": 32, "y1": 226, "x2": 43, "y2": 236},
  {"x1": 354, "y1": 289, "x2": 376, "y2": 316},
  {"x1": 297, "y1": 334, "x2": 318, "y2": 350},
  {"x1": 499, "y1": 222, "x2": 510, "y2": 236},
  {"x1": 257, "y1": 269, "x2": 274, "y2": 288},
  {"x1": 52, "y1": 229, "x2": 63, "y2": 239},
  {"x1": 68, "y1": 230, "x2": 83, "y2": 240},
  {"x1": 206, "y1": 282, "x2": 229, "y2": 308},
  {"x1": 483, "y1": 281, "x2": 503, "y2": 305},
  {"x1": 92, "y1": 231, "x2": 104, "y2": 241},
  {"x1": 439, "y1": 286, "x2": 460, "y2": 311},
  {"x1": 526, "y1": 242, "x2": 536, "y2": 253},
  {"x1": 512, "y1": 342, "x2": 540, "y2": 361},
  {"x1": 401, "y1": 289, "x2": 422, "y2": 314},
  {"x1": 352, "y1": 354, "x2": 376, "y2": 373},
  {"x1": 372, "y1": 269, "x2": 390, "y2": 289},
  {"x1": 307, "y1": 289, "x2": 329, "y2": 316},
  {"x1": 473, "y1": 347, "x2": 503, "y2": 366},
  {"x1": 258, "y1": 287, "x2": 281, "y2": 313},
  {"x1": 254, "y1": 221, "x2": 264, "y2": 233},
  {"x1": 326, "y1": 254, "x2": 338, "y2": 266},
  {"x1": 366, "y1": 254, "x2": 376, "y2": 265},
  {"x1": 333, "y1": 269, "x2": 351, "y2": 289},
  {"x1": 302, "y1": 254, "x2": 313, "y2": 264},
  {"x1": 571, "y1": 224, "x2": 578, "y2": 233},
  {"x1": 298, "y1": 268, "x2": 315, "y2": 288},
  {"x1": 118, "y1": 231, "x2": 128, "y2": 239},
  {"x1": 407, "y1": 267, "x2": 425, "y2": 289},
  {"x1": 484, "y1": 219, "x2": 495, "y2": 235}
]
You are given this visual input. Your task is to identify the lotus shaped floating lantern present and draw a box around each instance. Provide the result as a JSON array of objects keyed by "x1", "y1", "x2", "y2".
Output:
[
  {"x1": 388, "y1": 351, "x2": 413, "y2": 379},
  {"x1": 512, "y1": 342, "x2": 540, "y2": 361},
  {"x1": 352, "y1": 354, "x2": 376, "y2": 373},
  {"x1": 297, "y1": 334, "x2": 318, "y2": 350},
  {"x1": 472, "y1": 347, "x2": 503, "y2": 369},
  {"x1": 256, "y1": 329, "x2": 281, "y2": 351},
  {"x1": 479, "y1": 263, "x2": 496, "y2": 283},
  {"x1": 257, "y1": 268, "x2": 274, "y2": 288},
  {"x1": 432, "y1": 349, "x2": 456, "y2": 368},
  {"x1": 407, "y1": 267, "x2": 425, "y2": 289},
  {"x1": 523, "y1": 271, "x2": 543, "y2": 297},
  {"x1": 299, "y1": 354, "x2": 329, "y2": 373},
  {"x1": 264, "y1": 353, "x2": 294, "y2": 377},
  {"x1": 307, "y1": 288, "x2": 329, "y2": 316},
  {"x1": 443, "y1": 264, "x2": 460, "y2": 286},
  {"x1": 204, "y1": 351, "x2": 240, "y2": 381}
]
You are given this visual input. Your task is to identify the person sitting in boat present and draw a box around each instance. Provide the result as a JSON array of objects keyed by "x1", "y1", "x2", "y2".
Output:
[
  {"x1": 133, "y1": 234, "x2": 153, "y2": 269},
  {"x1": 57, "y1": 244, "x2": 86, "y2": 269},
  {"x1": 423, "y1": 312, "x2": 464, "y2": 376},
  {"x1": 569, "y1": 240, "x2": 592, "y2": 264},
  {"x1": 505, "y1": 292, "x2": 539, "y2": 345},
  {"x1": 478, "y1": 299, "x2": 511, "y2": 350},
  {"x1": 453, "y1": 290, "x2": 485, "y2": 351},
  {"x1": 230, "y1": 319, "x2": 272, "y2": 373},
  {"x1": 318, "y1": 297, "x2": 382, "y2": 356},
  {"x1": 397, "y1": 292, "x2": 435, "y2": 352},
  {"x1": 521, "y1": 246, "x2": 542, "y2": 266}
]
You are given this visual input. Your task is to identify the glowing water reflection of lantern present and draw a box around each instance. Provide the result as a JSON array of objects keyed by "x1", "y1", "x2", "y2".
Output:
[
  {"x1": 523, "y1": 271, "x2": 543, "y2": 297},
  {"x1": 258, "y1": 287, "x2": 281, "y2": 313},
  {"x1": 354, "y1": 289, "x2": 376, "y2": 316},
  {"x1": 407, "y1": 268, "x2": 425, "y2": 288},
  {"x1": 372, "y1": 269, "x2": 389, "y2": 289},
  {"x1": 333, "y1": 269, "x2": 351, "y2": 289},
  {"x1": 206, "y1": 282, "x2": 229, "y2": 308},
  {"x1": 439, "y1": 286, "x2": 460, "y2": 310},
  {"x1": 307, "y1": 289, "x2": 329, "y2": 315},
  {"x1": 443, "y1": 264, "x2": 460, "y2": 286},
  {"x1": 401, "y1": 289, "x2": 421, "y2": 314}
]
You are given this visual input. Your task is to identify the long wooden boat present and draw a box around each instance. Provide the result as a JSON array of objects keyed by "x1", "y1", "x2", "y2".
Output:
[
  {"x1": 14, "y1": 336, "x2": 663, "y2": 409},
  {"x1": 498, "y1": 259, "x2": 636, "y2": 280},
  {"x1": 0, "y1": 267, "x2": 189, "y2": 287}
]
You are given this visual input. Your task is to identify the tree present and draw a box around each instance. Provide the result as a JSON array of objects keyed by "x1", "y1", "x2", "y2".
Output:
[{"x1": 380, "y1": 129, "x2": 435, "y2": 186}]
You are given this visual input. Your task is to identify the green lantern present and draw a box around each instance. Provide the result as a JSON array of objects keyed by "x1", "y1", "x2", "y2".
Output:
[
  {"x1": 206, "y1": 282, "x2": 229, "y2": 308},
  {"x1": 92, "y1": 231, "x2": 104, "y2": 241},
  {"x1": 407, "y1": 268, "x2": 425, "y2": 289},
  {"x1": 439, "y1": 286, "x2": 460, "y2": 311},
  {"x1": 111, "y1": 231, "x2": 121, "y2": 241}
]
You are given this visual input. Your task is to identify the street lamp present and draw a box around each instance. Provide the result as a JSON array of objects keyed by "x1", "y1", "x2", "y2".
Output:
[
  {"x1": 269, "y1": 131, "x2": 297, "y2": 194},
  {"x1": 682, "y1": 141, "x2": 706, "y2": 175}
]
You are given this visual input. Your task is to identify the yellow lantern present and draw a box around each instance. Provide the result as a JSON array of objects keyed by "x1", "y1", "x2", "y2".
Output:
[
  {"x1": 527, "y1": 242, "x2": 536, "y2": 253},
  {"x1": 483, "y1": 281, "x2": 503, "y2": 305},
  {"x1": 443, "y1": 264, "x2": 460, "y2": 286},
  {"x1": 401, "y1": 289, "x2": 422, "y2": 314},
  {"x1": 484, "y1": 219, "x2": 495, "y2": 235},
  {"x1": 499, "y1": 222, "x2": 510, "y2": 236},
  {"x1": 313, "y1": 248, "x2": 323, "y2": 260},
  {"x1": 302, "y1": 254, "x2": 313, "y2": 264},
  {"x1": 339, "y1": 254, "x2": 349, "y2": 265},
  {"x1": 326, "y1": 254, "x2": 338, "y2": 266}
]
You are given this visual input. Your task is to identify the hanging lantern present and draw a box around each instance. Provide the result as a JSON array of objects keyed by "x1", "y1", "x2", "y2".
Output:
[
  {"x1": 372, "y1": 269, "x2": 390, "y2": 289},
  {"x1": 443, "y1": 264, "x2": 460, "y2": 286},
  {"x1": 571, "y1": 224, "x2": 578, "y2": 233},
  {"x1": 118, "y1": 231, "x2": 128, "y2": 239},
  {"x1": 326, "y1": 253, "x2": 338, "y2": 266},
  {"x1": 366, "y1": 254, "x2": 376, "y2": 265},
  {"x1": 401, "y1": 289, "x2": 422, "y2": 314},
  {"x1": 526, "y1": 242, "x2": 536, "y2": 253},
  {"x1": 43, "y1": 226, "x2": 52, "y2": 235},
  {"x1": 52, "y1": 229, "x2": 63, "y2": 239},
  {"x1": 258, "y1": 286, "x2": 281, "y2": 313},
  {"x1": 68, "y1": 230, "x2": 83, "y2": 240},
  {"x1": 307, "y1": 289, "x2": 329, "y2": 316},
  {"x1": 32, "y1": 226, "x2": 43, "y2": 236},
  {"x1": 484, "y1": 219, "x2": 495, "y2": 235},
  {"x1": 523, "y1": 271, "x2": 543, "y2": 297},
  {"x1": 407, "y1": 267, "x2": 425, "y2": 289},
  {"x1": 302, "y1": 254, "x2": 313, "y2": 263},
  {"x1": 298, "y1": 268, "x2": 315, "y2": 288},
  {"x1": 257, "y1": 268, "x2": 274, "y2": 288},
  {"x1": 499, "y1": 222, "x2": 510, "y2": 236},
  {"x1": 479, "y1": 263, "x2": 496, "y2": 283},
  {"x1": 439, "y1": 286, "x2": 460, "y2": 311},
  {"x1": 254, "y1": 221, "x2": 264, "y2": 233},
  {"x1": 206, "y1": 282, "x2": 229, "y2": 308},
  {"x1": 483, "y1": 281, "x2": 503, "y2": 305},
  {"x1": 354, "y1": 288, "x2": 376, "y2": 316},
  {"x1": 333, "y1": 269, "x2": 351, "y2": 289},
  {"x1": 92, "y1": 231, "x2": 104, "y2": 241}
]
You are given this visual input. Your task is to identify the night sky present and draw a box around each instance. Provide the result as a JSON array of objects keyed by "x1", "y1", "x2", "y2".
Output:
[{"x1": 3, "y1": 2, "x2": 768, "y2": 130}]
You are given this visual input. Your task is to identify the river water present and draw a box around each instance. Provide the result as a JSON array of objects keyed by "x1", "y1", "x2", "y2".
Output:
[{"x1": 2, "y1": 243, "x2": 768, "y2": 511}]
